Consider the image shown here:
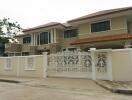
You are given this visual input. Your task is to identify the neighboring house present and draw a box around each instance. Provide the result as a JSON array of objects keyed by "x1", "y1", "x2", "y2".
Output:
[{"x1": 5, "y1": 6, "x2": 132, "y2": 56}]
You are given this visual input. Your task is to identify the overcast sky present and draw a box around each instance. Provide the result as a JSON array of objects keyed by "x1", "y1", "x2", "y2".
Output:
[{"x1": 0, "y1": 0, "x2": 131, "y2": 29}]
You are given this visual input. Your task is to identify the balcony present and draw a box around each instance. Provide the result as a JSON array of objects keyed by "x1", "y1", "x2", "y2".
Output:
[
  {"x1": 5, "y1": 43, "x2": 22, "y2": 53},
  {"x1": 36, "y1": 43, "x2": 60, "y2": 53}
]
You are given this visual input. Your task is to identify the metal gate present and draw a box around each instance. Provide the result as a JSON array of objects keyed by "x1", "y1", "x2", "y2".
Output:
[
  {"x1": 47, "y1": 51, "x2": 92, "y2": 78},
  {"x1": 94, "y1": 51, "x2": 112, "y2": 80},
  {"x1": 47, "y1": 50, "x2": 112, "y2": 80}
]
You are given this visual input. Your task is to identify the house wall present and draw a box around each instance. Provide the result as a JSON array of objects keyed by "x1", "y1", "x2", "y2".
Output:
[
  {"x1": 16, "y1": 37, "x2": 23, "y2": 44},
  {"x1": 78, "y1": 16, "x2": 128, "y2": 38},
  {"x1": 56, "y1": 29, "x2": 63, "y2": 43},
  {"x1": 61, "y1": 37, "x2": 78, "y2": 49}
]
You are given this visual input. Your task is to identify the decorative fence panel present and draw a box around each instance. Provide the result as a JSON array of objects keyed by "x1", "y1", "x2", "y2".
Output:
[
  {"x1": 48, "y1": 51, "x2": 93, "y2": 78},
  {"x1": 94, "y1": 52, "x2": 110, "y2": 80}
]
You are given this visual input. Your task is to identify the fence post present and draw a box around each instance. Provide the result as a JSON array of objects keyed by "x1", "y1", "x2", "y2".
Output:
[
  {"x1": 90, "y1": 48, "x2": 96, "y2": 80},
  {"x1": 107, "y1": 51, "x2": 113, "y2": 81},
  {"x1": 78, "y1": 50, "x2": 81, "y2": 67},
  {"x1": 43, "y1": 52, "x2": 48, "y2": 78}
]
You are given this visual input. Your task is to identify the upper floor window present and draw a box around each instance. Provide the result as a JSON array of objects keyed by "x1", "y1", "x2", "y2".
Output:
[
  {"x1": 91, "y1": 20, "x2": 110, "y2": 32},
  {"x1": 23, "y1": 36, "x2": 31, "y2": 44},
  {"x1": 64, "y1": 29, "x2": 78, "y2": 38},
  {"x1": 40, "y1": 32, "x2": 51, "y2": 45}
]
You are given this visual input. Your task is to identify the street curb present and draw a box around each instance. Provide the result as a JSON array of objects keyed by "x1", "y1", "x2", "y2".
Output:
[
  {"x1": 0, "y1": 79, "x2": 20, "y2": 83},
  {"x1": 94, "y1": 81, "x2": 132, "y2": 94}
]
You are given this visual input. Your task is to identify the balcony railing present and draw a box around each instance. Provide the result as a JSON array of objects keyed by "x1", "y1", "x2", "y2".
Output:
[
  {"x1": 37, "y1": 44, "x2": 50, "y2": 51},
  {"x1": 5, "y1": 43, "x2": 22, "y2": 53}
]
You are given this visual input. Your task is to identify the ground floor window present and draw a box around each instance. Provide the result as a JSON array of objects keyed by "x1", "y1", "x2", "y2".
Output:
[
  {"x1": 22, "y1": 52, "x2": 29, "y2": 56},
  {"x1": 62, "y1": 48, "x2": 77, "y2": 52}
]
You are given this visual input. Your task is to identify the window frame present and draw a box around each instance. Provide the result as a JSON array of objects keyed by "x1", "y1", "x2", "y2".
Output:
[
  {"x1": 90, "y1": 20, "x2": 111, "y2": 33},
  {"x1": 23, "y1": 36, "x2": 31, "y2": 44},
  {"x1": 40, "y1": 32, "x2": 51, "y2": 45}
]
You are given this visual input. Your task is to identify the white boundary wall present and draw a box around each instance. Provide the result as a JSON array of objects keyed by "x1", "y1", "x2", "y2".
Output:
[
  {"x1": 0, "y1": 49, "x2": 132, "y2": 81},
  {"x1": 112, "y1": 49, "x2": 132, "y2": 81},
  {"x1": 0, "y1": 55, "x2": 46, "y2": 78}
]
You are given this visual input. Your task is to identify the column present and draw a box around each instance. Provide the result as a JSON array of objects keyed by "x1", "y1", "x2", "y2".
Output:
[
  {"x1": 31, "y1": 34, "x2": 34, "y2": 46},
  {"x1": 54, "y1": 28, "x2": 57, "y2": 43},
  {"x1": 90, "y1": 48, "x2": 96, "y2": 80},
  {"x1": 34, "y1": 34, "x2": 36, "y2": 46},
  {"x1": 51, "y1": 29, "x2": 54, "y2": 43},
  {"x1": 107, "y1": 51, "x2": 113, "y2": 81},
  {"x1": 39, "y1": 33, "x2": 40, "y2": 45}
]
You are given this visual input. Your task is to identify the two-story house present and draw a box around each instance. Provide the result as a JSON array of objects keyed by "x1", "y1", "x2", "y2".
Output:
[
  {"x1": 5, "y1": 6, "x2": 132, "y2": 56},
  {"x1": 5, "y1": 22, "x2": 78, "y2": 56}
]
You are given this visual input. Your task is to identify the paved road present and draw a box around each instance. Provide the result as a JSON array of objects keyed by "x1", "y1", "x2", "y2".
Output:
[{"x1": 0, "y1": 78, "x2": 131, "y2": 100}]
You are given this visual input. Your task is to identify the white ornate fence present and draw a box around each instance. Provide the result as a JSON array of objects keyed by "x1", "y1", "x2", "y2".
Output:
[
  {"x1": 47, "y1": 50, "x2": 112, "y2": 80},
  {"x1": 1, "y1": 49, "x2": 132, "y2": 81},
  {"x1": 93, "y1": 50, "x2": 112, "y2": 80},
  {"x1": 48, "y1": 51, "x2": 93, "y2": 78}
]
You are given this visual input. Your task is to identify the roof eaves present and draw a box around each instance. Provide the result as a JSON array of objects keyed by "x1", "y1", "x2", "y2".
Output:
[
  {"x1": 23, "y1": 23, "x2": 67, "y2": 32},
  {"x1": 68, "y1": 7, "x2": 132, "y2": 23}
]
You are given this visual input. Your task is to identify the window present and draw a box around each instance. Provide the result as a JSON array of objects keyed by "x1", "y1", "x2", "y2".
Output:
[
  {"x1": 23, "y1": 36, "x2": 31, "y2": 44},
  {"x1": 64, "y1": 29, "x2": 78, "y2": 38},
  {"x1": 68, "y1": 48, "x2": 77, "y2": 51},
  {"x1": 37, "y1": 34, "x2": 40, "y2": 45},
  {"x1": 22, "y1": 52, "x2": 29, "y2": 56},
  {"x1": 63, "y1": 49, "x2": 66, "y2": 51},
  {"x1": 40, "y1": 32, "x2": 51, "y2": 44},
  {"x1": 62, "y1": 48, "x2": 77, "y2": 51},
  {"x1": 91, "y1": 20, "x2": 110, "y2": 32}
]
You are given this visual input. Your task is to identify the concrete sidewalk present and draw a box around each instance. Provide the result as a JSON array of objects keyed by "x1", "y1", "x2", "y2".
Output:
[{"x1": 95, "y1": 80, "x2": 132, "y2": 94}]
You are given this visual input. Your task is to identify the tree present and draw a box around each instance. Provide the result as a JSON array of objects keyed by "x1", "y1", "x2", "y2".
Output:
[{"x1": 0, "y1": 18, "x2": 22, "y2": 43}]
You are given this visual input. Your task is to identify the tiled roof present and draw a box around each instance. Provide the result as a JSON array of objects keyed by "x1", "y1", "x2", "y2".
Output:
[
  {"x1": 23, "y1": 22, "x2": 66, "y2": 32},
  {"x1": 70, "y1": 34, "x2": 132, "y2": 45},
  {"x1": 68, "y1": 6, "x2": 132, "y2": 23}
]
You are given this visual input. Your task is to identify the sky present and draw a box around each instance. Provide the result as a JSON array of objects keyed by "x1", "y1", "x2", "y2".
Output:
[{"x1": 0, "y1": 0, "x2": 132, "y2": 29}]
